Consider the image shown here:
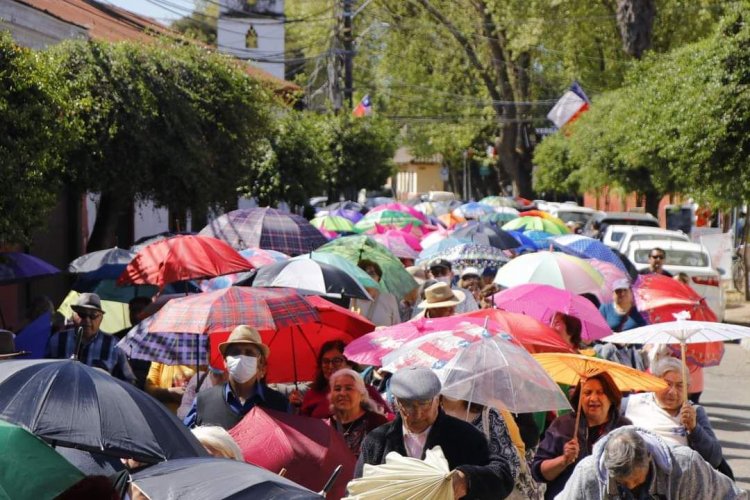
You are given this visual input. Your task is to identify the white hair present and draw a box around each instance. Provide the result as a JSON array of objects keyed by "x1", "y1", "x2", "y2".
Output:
[
  {"x1": 191, "y1": 425, "x2": 243, "y2": 461},
  {"x1": 651, "y1": 356, "x2": 684, "y2": 378},
  {"x1": 328, "y1": 368, "x2": 379, "y2": 413},
  {"x1": 603, "y1": 428, "x2": 651, "y2": 479}
]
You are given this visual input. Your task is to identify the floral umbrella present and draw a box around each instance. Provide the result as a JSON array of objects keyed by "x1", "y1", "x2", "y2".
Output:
[{"x1": 417, "y1": 243, "x2": 509, "y2": 275}]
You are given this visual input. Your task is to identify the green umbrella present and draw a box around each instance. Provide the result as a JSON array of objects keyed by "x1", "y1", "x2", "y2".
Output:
[
  {"x1": 309, "y1": 215, "x2": 356, "y2": 233},
  {"x1": 354, "y1": 210, "x2": 424, "y2": 233},
  {"x1": 0, "y1": 419, "x2": 84, "y2": 498},
  {"x1": 291, "y1": 252, "x2": 379, "y2": 289},
  {"x1": 502, "y1": 216, "x2": 569, "y2": 235},
  {"x1": 315, "y1": 235, "x2": 417, "y2": 299}
]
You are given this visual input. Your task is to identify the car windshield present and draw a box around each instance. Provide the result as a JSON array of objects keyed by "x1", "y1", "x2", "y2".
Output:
[
  {"x1": 634, "y1": 249, "x2": 709, "y2": 267},
  {"x1": 556, "y1": 211, "x2": 591, "y2": 224},
  {"x1": 631, "y1": 234, "x2": 686, "y2": 243}
]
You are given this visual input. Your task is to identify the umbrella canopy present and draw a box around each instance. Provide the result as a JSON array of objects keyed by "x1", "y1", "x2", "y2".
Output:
[
  {"x1": 369, "y1": 225, "x2": 422, "y2": 251},
  {"x1": 522, "y1": 230, "x2": 556, "y2": 250},
  {"x1": 419, "y1": 226, "x2": 452, "y2": 250},
  {"x1": 316, "y1": 236, "x2": 417, "y2": 299},
  {"x1": 325, "y1": 200, "x2": 365, "y2": 213},
  {"x1": 479, "y1": 196, "x2": 516, "y2": 209},
  {"x1": 129, "y1": 231, "x2": 192, "y2": 253},
  {"x1": 453, "y1": 202, "x2": 495, "y2": 220},
  {"x1": 417, "y1": 237, "x2": 471, "y2": 263},
  {"x1": 210, "y1": 296, "x2": 374, "y2": 383},
  {"x1": 131, "y1": 457, "x2": 321, "y2": 500},
  {"x1": 502, "y1": 216, "x2": 569, "y2": 235},
  {"x1": 532, "y1": 353, "x2": 668, "y2": 393},
  {"x1": 451, "y1": 222, "x2": 521, "y2": 250},
  {"x1": 198, "y1": 248, "x2": 289, "y2": 292},
  {"x1": 118, "y1": 316, "x2": 208, "y2": 367},
  {"x1": 437, "y1": 212, "x2": 465, "y2": 229},
  {"x1": 370, "y1": 233, "x2": 419, "y2": 260},
  {"x1": 479, "y1": 209, "x2": 520, "y2": 225},
  {"x1": 117, "y1": 235, "x2": 253, "y2": 289},
  {"x1": 199, "y1": 207, "x2": 328, "y2": 255},
  {"x1": 602, "y1": 317, "x2": 750, "y2": 345},
  {"x1": 0, "y1": 418, "x2": 85, "y2": 499},
  {"x1": 310, "y1": 215, "x2": 356, "y2": 233},
  {"x1": 354, "y1": 210, "x2": 424, "y2": 233},
  {"x1": 248, "y1": 259, "x2": 372, "y2": 300},
  {"x1": 0, "y1": 252, "x2": 60, "y2": 285},
  {"x1": 493, "y1": 283, "x2": 611, "y2": 343},
  {"x1": 417, "y1": 243, "x2": 509, "y2": 275},
  {"x1": 329, "y1": 208, "x2": 364, "y2": 223},
  {"x1": 0, "y1": 360, "x2": 208, "y2": 463},
  {"x1": 461, "y1": 309, "x2": 576, "y2": 353},
  {"x1": 230, "y1": 407, "x2": 355, "y2": 500},
  {"x1": 587, "y1": 259, "x2": 629, "y2": 302},
  {"x1": 148, "y1": 287, "x2": 319, "y2": 335},
  {"x1": 294, "y1": 252, "x2": 378, "y2": 289},
  {"x1": 68, "y1": 247, "x2": 135, "y2": 280},
  {"x1": 367, "y1": 202, "x2": 428, "y2": 223},
  {"x1": 493, "y1": 251, "x2": 605, "y2": 298},
  {"x1": 633, "y1": 273, "x2": 718, "y2": 323},
  {"x1": 552, "y1": 235, "x2": 629, "y2": 274}
]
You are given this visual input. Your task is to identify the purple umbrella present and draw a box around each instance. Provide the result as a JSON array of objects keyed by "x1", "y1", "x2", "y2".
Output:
[
  {"x1": 0, "y1": 252, "x2": 60, "y2": 285},
  {"x1": 329, "y1": 208, "x2": 363, "y2": 223}
]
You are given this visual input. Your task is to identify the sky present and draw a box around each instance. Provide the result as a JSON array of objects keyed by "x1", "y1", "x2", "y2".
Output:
[{"x1": 104, "y1": 0, "x2": 189, "y2": 24}]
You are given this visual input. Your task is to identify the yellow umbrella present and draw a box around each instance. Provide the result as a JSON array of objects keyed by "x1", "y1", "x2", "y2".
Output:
[
  {"x1": 58, "y1": 290, "x2": 131, "y2": 334},
  {"x1": 533, "y1": 353, "x2": 668, "y2": 439}
]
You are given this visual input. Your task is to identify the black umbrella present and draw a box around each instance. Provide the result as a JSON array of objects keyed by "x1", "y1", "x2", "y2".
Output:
[
  {"x1": 131, "y1": 457, "x2": 323, "y2": 499},
  {"x1": 0, "y1": 359, "x2": 207, "y2": 463},
  {"x1": 242, "y1": 259, "x2": 373, "y2": 300},
  {"x1": 611, "y1": 247, "x2": 639, "y2": 280},
  {"x1": 451, "y1": 221, "x2": 521, "y2": 250}
]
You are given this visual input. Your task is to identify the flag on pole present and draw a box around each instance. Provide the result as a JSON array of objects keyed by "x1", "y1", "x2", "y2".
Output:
[
  {"x1": 353, "y1": 94, "x2": 372, "y2": 117},
  {"x1": 547, "y1": 82, "x2": 590, "y2": 128}
]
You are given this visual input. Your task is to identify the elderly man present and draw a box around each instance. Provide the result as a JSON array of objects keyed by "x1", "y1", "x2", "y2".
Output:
[
  {"x1": 413, "y1": 282, "x2": 465, "y2": 319},
  {"x1": 557, "y1": 426, "x2": 746, "y2": 499},
  {"x1": 183, "y1": 325, "x2": 289, "y2": 429},
  {"x1": 427, "y1": 259, "x2": 478, "y2": 313},
  {"x1": 622, "y1": 357, "x2": 727, "y2": 473},
  {"x1": 355, "y1": 367, "x2": 514, "y2": 499},
  {"x1": 46, "y1": 293, "x2": 135, "y2": 383},
  {"x1": 638, "y1": 247, "x2": 673, "y2": 277}
]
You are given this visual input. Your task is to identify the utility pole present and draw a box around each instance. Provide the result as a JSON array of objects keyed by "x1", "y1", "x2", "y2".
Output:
[{"x1": 342, "y1": 0, "x2": 354, "y2": 110}]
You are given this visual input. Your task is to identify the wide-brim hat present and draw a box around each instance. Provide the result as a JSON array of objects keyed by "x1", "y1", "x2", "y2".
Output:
[
  {"x1": 71, "y1": 292, "x2": 105, "y2": 314},
  {"x1": 218, "y1": 325, "x2": 270, "y2": 358},
  {"x1": 417, "y1": 282, "x2": 465, "y2": 309},
  {"x1": 0, "y1": 330, "x2": 28, "y2": 359}
]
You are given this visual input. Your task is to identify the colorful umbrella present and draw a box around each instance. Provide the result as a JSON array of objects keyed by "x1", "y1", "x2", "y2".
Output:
[
  {"x1": 131, "y1": 457, "x2": 321, "y2": 500},
  {"x1": 316, "y1": 235, "x2": 417, "y2": 299},
  {"x1": 479, "y1": 196, "x2": 517, "y2": 209},
  {"x1": 552, "y1": 234, "x2": 629, "y2": 274},
  {"x1": 417, "y1": 243, "x2": 509, "y2": 275},
  {"x1": 0, "y1": 360, "x2": 208, "y2": 463},
  {"x1": 329, "y1": 208, "x2": 364, "y2": 223},
  {"x1": 294, "y1": 252, "x2": 378, "y2": 289},
  {"x1": 0, "y1": 419, "x2": 84, "y2": 498},
  {"x1": 417, "y1": 237, "x2": 472, "y2": 263},
  {"x1": 462, "y1": 309, "x2": 576, "y2": 353},
  {"x1": 588, "y1": 259, "x2": 629, "y2": 302},
  {"x1": 453, "y1": 202, "x2": 495, "y2": 220},
  {"x1": 437, "y1": 212, "x2": 465, "y2": 229},
  {"x1": 370, "y1": 233, "x2": 419, "y2": 260},
  {"x1": 493, "y1": 251, "x2": 605, "y2": 298},
  {"x1": 198, "y1": 248, "x2": 289, "y2": 292},
  {"x1": 67, "y1": 247, "x2": 135, "y2": 280},
  {"x1": 117, "y1": 235, "x2": 253, "y2": 289},
  {"x1": 480, "y1": 208, "x2": 520, "y2": 225},
  {"x1": 369, "y1": 225, "x2": 422, "y2": 251},
  {"x1": 451, "y1": 222, "x2": 521, "y2": 250},
  {"x1": 419, "y1": 225, "x2": 452, "y2": 250},
  {"x1": 199, "y1": 207, "x2": 328, "y2": 255},
  {"x1": 522, "y1": 230, "x2": 556, "y2": 250},
  {"x1": 493, "y1": 283, "x2": 612, "y2": 343},
  {"x1": 310, "y1": 214, "x2": 356, "y2": 233},
  {"x1": 0, "y1": 252, "x2": 60, "y2": 285},
  {"x1": 248, "y1": 259, "x2": 372, "y2": 300},
  {"x1": 354, "y1": 210, "x2": 424, "y2": 233},
  {"x1": 367, "y1": 202, "x2": 428, "y2": 223},
  {"x1": 230, "y1": 407, "x2": 355, "y2": 500},
  {"x1": 502, "y1": 216, "x2": 569, "y2": 235}
]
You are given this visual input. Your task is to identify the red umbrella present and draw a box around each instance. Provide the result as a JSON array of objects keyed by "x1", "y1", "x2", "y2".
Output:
[
  {"x1": 634, "y1": 274, "x2": 723, "y2": 367},
  {"x1": 209, "y1": 295, "x2": 375, "y2": 383},
  {"x1": 229, "y1": 407, "x2": 355, "y2": 500},
  {"x1": 461, "y1": 309, "x2": 576, "y2": 354},
  {"x1": 117, "y1": 235, "x2": 253, "y2": 289}
]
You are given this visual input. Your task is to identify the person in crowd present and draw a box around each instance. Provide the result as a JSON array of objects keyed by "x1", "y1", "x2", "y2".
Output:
[
  {"x1": 638, "y1": 247, "x2": 673, "y2": 277},
  {"x1": 355, "y1": 367, "x2": 515, "y2": 500},
  {"x1": 327, "y1": 368, "x2": 388, "y2": 457},
  {"x1": 0, "y1": 329, "x2": 27, "y2": 359},
  {"x1": 459, "y1": 267, "x2": 482, "y2": 304},
  {"x1": 427, "y1": 259, "x2": 478, "y2": 313},
  {"x1": 292, "y1": 340, "x2": 389, "y2": 418},
  {"x1": 622, "y1": 356, "x2": 729, "y2": 476},
  {"x1": 532, "y1": 372, "x2": 631, "y2": 500},
  {"x1": 45, "y1": 293, "x2": 135, "y2": 384},
  {"x1": 556, "y1": 426, "x2": 747, "y2": 499},
  {"x1": 145, "y1": 362, "x2": 196, "y2": 414},
  {"x1": 177, "y1": 363, "x2": 228, "y2": 420},
  {"x1": 114, "y1": 296, "x2": 153, "y2": 388},
  {"x1": 674, "y1": 272, "x2": 691, "y2": 286},
  {"x1": 354, "y1": 259, "x2": 400, "y2": 327},
  {"x1": 643, "y1": 344, "x2": 704, "y2": 405},
  {"x1": 400, "y1": 266, "x2": 426, "y2": 322},
  {"x1": 413, "y1": 282, "x2": 465, "y2": 319},
  {"x1": 183, "y1": 325, "x2": 289, "y2": 429},
  {"x1": 599, "y1": 279, "x2": 646, "y2": 332},
  {"x1": 480, "y1": 267, "x2": 497, "y2": 288},
  {"x1": 549, "y1": 311, "x2": 583, "y2": 352},
  {"x1": 479, "y1": 283, "x2": 500, "y2": 309},
  {"x1": 191, "y1": 425, "x2": 244, "y2": 460}
]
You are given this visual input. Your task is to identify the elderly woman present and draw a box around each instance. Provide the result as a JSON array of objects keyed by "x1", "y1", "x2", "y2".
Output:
[
  {"x1": 294, "y1": 340, "x2": 389, "y2": 419},
  {"x1": 622, "y1": 356, "x2": 728, "y2": 475},
  {"x1": 532, "y1": 373, "x2": 631, "y2": 500},
  {"x1": 327, "y1": 368, "x2": 388, "y2": 457}
]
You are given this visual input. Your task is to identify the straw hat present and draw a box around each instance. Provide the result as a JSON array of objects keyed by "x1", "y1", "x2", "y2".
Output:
[
  {"x1": 218, "y1": 325, "x2": 270, "y2": 358},
  {"x1": 417, "y1": 282, "x2": 465, "y2": 309}
]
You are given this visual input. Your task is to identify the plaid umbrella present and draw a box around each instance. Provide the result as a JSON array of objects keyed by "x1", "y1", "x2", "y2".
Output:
[
  {"x1": 503, "y1": 216, "x2": 570, "y2": 235},
  {"x1": 199, "y1": 207, "x2": 327, "y2": 255}
]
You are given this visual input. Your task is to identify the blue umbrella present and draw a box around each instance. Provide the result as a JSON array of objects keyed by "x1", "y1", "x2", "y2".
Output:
[
  {"x1": 523, "y1": 230, "x2": 556, "y2": 250},
  {"x1": 329, "y1": 208, "x2": 363, "y2": 223},
  {"x1": 506, "y1": 231, "x2": 538, "y2": 253},
  {"x1": 453, "y1": 202, "x2": 495, "y2": 219},
  {"x1": 552, "y1": 234, "x2": 630, "y2": 274},
  {"x1": 417, "y1": 237, "x2": 473, "y2": 264},
  {"x1": 0, "y1": 252, "x2": 60, "y2": 285}
]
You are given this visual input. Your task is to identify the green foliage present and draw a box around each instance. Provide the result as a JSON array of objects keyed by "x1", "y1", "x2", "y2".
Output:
[{"x1": 0, "y1": 32, "x2": 77, "y2": 244}]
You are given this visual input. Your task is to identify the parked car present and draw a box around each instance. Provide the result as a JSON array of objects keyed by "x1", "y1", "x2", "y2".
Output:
[
  {"x1": 613, "y1": 226, "x2": 690, "y2": 255},
  {"x1": 626, "y1": 240, "x2": 726, "y2": 321},
  {"x1": 584, "y1": 211, "x2": 660, "y2": 245},
  {"x1": 544, "y1": 203, "x2": 598, "y2": 228}
]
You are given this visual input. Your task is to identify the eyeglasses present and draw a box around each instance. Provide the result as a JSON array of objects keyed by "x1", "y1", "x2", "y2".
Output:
[
  {"x1": 78, "y1": 311, "x2": 101, "y2": 320},
  {"x1": 321, "y1": 356, "x2": 347, "y2": 366},
  {"x1": 650, "y1": 254, "x2": 665, "y2": 260},
  {"x1": 395, "y1": 398, "x2": 435, "y2": 414}
]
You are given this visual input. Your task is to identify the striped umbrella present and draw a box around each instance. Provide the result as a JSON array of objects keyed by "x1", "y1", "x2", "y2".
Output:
[
  {"x1": 309, "y1": 214, "x2": 356, "y2": 233},
  {"x1": 367, "y1": 202, "x2": 428, "y2": 223},
  {"x1": 354, "y1": 210, "x2": 424, "y2": 233},
  {"x1": 494, "y1": 251, "x2": 605, "y2": 297},
  {"x1": 502, "y1": 216, "x2": 570, "y2": 235}
]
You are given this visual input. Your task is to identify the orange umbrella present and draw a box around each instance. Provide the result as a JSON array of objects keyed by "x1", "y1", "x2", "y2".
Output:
[{"x1": 437, "y1": 212, "x2": 465, "y2": 228}]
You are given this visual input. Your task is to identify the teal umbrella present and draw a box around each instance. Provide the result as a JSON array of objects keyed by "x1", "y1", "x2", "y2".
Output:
[
  {"x1": 315, "y1": 235, "x2": 417, "y2": 299},
  {"x1": 0, "y1": 419, "x2": 84, "y2": 498}
]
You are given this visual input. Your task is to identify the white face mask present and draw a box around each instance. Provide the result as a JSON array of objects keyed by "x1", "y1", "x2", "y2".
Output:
[
  {"x1": 225, "y1": 355, "x2": 258, "y2": 384},
  {"x1": 435, "y1": 276, "x2": 452, "y2": 286}
]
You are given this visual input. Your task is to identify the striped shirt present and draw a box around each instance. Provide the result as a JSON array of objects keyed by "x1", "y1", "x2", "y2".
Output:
[{"x1": 45, "y1": 329, "x2": 136, "y2": 383}]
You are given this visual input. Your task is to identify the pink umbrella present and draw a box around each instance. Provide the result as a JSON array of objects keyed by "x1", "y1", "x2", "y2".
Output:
[
  {"x1": 588, "y1": 259, "x2": 629, "y2": 303},
  {"x1": 493, "y1": 283, "x2": 612, "y2": 342},
  {"x1": 420, "y1": 226, "x2": 452, "y2": 250},
  {"x1": 370, "y1": 234, "x2": 419, "y2": 260},
  {"x1": 368, "y1": 202, "x2": 428, "y2": 224},
  {"x1": 370, "y1": 224, "x2": 422, "y2": 251}
]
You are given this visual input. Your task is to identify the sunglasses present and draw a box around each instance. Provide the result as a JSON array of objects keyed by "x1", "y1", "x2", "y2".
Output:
[{"x1": 650, "y1": 254, "x2": 665, "y2": 260}]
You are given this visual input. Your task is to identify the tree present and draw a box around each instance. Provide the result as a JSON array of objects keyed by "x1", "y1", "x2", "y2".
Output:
[
  {"x1": 0, "y1": 32, "x2": 77, "y2": 245},
  {"x1": 45, "y1": 40, "x2": 273, "y2": 250}
]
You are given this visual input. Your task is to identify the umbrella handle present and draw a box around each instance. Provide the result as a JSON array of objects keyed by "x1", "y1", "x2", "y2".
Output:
[
  {"x1": 319, "y1": 464, "x2": 343, "y2": 496},
  {"x1": 680, "y1": 342, "x2": 689, "y2": 404},
  {"x1": 572, "y1": 377, "x2": 585, "y2": 442}
]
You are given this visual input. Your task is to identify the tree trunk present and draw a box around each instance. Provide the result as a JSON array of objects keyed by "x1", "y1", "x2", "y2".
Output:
[
  {"x1": 644, "y1": 190, "x2": 661, "y2": 218},
  {"x1": 617, "y1": 0, "x2": 656, "y2": 59},
  {"x1": 498, "y1": 125, "x2": 534, "y2": 198},
  {"x1": 87, "y1": 191, "x2": 128, "y2": 252}
]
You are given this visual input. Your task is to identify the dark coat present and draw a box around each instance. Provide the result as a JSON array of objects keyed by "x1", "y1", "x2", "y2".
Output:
[{"x1": 355, "y1": 409, "x2": 514, "y2": 500}]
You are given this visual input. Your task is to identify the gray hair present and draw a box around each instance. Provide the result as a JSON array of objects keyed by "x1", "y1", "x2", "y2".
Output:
[
  {"x1": 603, "y1": 428, "x2": 651, "y2": 479},
  {"x1": 191, "y1": 425, "x2": 243, "y2": 461},
  {"x1": 651, "y1": 356, "x2": 684, "y2": 378},
  {"x1": 328, "y1": 368, "x2": 379, "y2": 413}
]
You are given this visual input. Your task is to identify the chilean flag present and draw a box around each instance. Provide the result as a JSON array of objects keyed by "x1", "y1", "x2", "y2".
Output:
[
  {"x1": 353, "y1": 94, "x2": 372, "y2": 117},
  {"x1": 547, "y1": 82, "x2": 590, "y2": 128}
]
